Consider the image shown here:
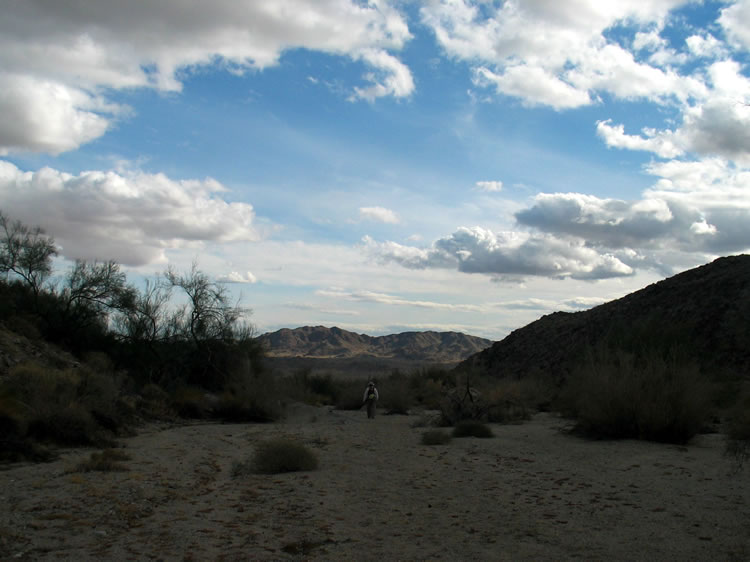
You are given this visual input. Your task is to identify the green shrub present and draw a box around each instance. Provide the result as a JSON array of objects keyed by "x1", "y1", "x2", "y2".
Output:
[
  {"x1": 73, "y1": 448, "x2": 131, "y2": 472},
  {"x1": 421, "y1": 430, "x2": 452, "y2": 445},
  {"x1": 242, "y1": 439, "x2": 319, "y2": 474},
  {"x1": 561, "y1": 348, "x2": 712, "y2": 444},
  {"x1": 452, "y1": 420, "x2": 494, "y2": 438}
]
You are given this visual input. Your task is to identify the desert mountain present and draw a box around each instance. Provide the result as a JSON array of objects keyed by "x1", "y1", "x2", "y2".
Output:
[
  {"x1": 457, "y1": 254, "x2": 750, "y2": 382},
  {"x1": 258, "y1": 326, "x2": 492, "y2": 363}
]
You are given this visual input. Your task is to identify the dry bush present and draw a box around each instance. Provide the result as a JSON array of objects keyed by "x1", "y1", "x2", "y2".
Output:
[
  {"x1": 72, "y1": 448, "x2": 131, "y2": 472},
  {"x1": 138, "y1": 383, "x2": 175, "y2": 419},
  {"x1": 335, "y1": 380, "x2": 370, "y2": 411},
  {"x1": 172, "y1": 385, "x2": 214, "y2": 418},
  {"x1": 421, "y1": 430, "x2": 452, "y2": 445},
  {"x1": 725, "y1": 385, "x2": 750, "y2": 470},
  {"x1": 380, "y1": 374, "x2": 413, "y2": 415},
  {"x1": 483, "y1": 379, "x2": 531, "y2": 423},
  {"x1": 214, "y1": 371, "x2": 283, "y2": 423},
  {"x1": 2, "y1": 362, "x2": 121, "y2": 446},
  {"x1": 238, "y1": 438, "x2": 319, "y2": 475},
  {"x1": 281, "y1": 370, "x2": 343, "y2": 406},
  {"x1": 561, "y1": 348, "x2": 712, "y2": 444},
  {"x1": 452, "y1": 419, "x2": 494, "y2": 438}
]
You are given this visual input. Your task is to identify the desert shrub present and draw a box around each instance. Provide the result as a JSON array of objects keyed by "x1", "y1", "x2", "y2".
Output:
[
  {"x1": 381, "y1": 374, "x2": 413, "y2": 415},
  {"x1": 72, "y1": 448, "x2": 130, "y2": 472},
  {"x1": 561, "y1": 348, "x2": 712, "y2": 444},
  {"x1": 244, "y1": 438, "x2": 318, "y2": 474},
  {"x1": 725, "y1": 386, "x2": 750, "y2": 470},
  {"x1": 214, "y1": 371, "x2": 283, "y2": 422},
  {"x1": 483, "y1": 379, "x2": 531, "y2": 423},
  {"x1": 27, "y1": 404, "x2": 109, "y2": 446},
  {"x1": 2, "y1": 362, "x2": 122, "y2": 446},
  {"x1": 138, "y1": 383, "x2": 175, "y2": 419},
  {"x1": 421, "y1": 430, "x2": 452, "y2": 445},
  {"x1": 452, "y1": 419, "x2": 494, "y2": 438},
  {"x1": 172, "y1": 385, "x2": 213, "y2": 418},
  {"x1": 335, "y1": 380, "x2": 370, "y2": 411},
  {"x1": 282, "y1": 369, "x2": 342, "y2": 405}
]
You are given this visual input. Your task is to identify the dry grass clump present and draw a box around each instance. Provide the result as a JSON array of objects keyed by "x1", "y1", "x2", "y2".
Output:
[
  {"x1": 235, "y1": 438, "x2": 319, "y2": 475},
  {"x1": 421, "y1": 430, "x2": 452, "y2": 445},
  {"x1": 452, "y1": 420, "x2": 494, "y2": 438},
  {"x1": 72, "y1": 448, "x2": 131, "y2": 472}
]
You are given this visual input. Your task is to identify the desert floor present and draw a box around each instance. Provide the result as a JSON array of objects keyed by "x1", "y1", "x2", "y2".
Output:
[{"x1": 1, "y1": 405, "x2": 749, "y2": 561}]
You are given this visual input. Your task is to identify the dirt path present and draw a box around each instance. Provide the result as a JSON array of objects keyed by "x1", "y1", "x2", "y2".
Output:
[{"x1": 1, "y1": 407, "x2": 749, "y2": 560}]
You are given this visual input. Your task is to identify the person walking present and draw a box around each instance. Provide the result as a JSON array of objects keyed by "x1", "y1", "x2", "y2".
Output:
[{"x1": 362, "y1": 381, "x2": 379, "y2": 419}]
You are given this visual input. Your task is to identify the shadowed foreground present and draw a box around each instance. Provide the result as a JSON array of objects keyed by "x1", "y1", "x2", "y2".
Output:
[{"x1": 1, "y1": 407, "x2": 748, "y2": 560}]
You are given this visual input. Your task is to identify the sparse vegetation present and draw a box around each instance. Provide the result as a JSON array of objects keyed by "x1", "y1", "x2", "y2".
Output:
[
  {"x1": 560, "y1": 346, "x2": 713, "y2": 444},
  {"x1": 452, "y1": 420, "x2": 494, "y2": 438},
  {"x1": 235, "y1": 438, "x2": 319, "y2": 475},
  {"x1": 724, "y1": 386, "x2": 750, "y2": 470},
  {"x1": 72, "y1": 448, "x2": 131, "y2": 472},
  {"x1": 421, "y1": 430, "x2": 452, "y2": 445}
]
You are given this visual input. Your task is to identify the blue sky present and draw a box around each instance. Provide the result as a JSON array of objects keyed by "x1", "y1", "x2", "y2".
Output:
[{"x1": 2, "y1": 0, "x2": 750, "y2": 340}]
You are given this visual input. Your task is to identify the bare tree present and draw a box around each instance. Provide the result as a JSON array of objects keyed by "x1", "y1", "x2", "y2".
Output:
[
  {"x1": 58, "y1": 260, "x2": 137, "y2": 333},
  {"x1": 0, "y1": 210, "x2": 57, "y2": 295}
]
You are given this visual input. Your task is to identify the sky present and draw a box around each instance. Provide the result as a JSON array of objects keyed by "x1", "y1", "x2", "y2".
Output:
[{"x1": 1, "y1": 0, "x2": 750, "y2": 340}]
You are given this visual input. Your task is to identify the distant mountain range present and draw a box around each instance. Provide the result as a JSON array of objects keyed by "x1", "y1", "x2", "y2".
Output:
[
  {"x1": 457, "y1": 254, "x2": 750, "y2": 382},
  {"x1": 258, "y1": 326, "x2": 493, "y2": 364}
]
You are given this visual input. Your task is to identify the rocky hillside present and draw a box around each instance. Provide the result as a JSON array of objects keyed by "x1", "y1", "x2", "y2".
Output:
[
  {"x1": 258, "y1": 326, "x2": 492, "y2": 363},
  {"x1": 457, "y1": 254, "x2": 750, "y2": 382}
]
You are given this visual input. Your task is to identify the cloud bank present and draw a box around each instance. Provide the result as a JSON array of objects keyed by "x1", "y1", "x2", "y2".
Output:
[
  {"x1": 0, "y1": 161, "x2": 258, "y2": 266},
  {"x1": 0, "y1": 0, "x2": 414, "y2": 155}
]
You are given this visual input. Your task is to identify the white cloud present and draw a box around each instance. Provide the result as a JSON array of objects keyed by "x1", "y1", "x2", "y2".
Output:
[
  {"x1": 596, "y1": 119, "x2": 684, "y2": 158},
  {"x1": 364, "y1": 226, "x2": 634, "y2": 280},
  {"x1": 0, "y1": 0, "x2": 413, "y2": 154},
  {"x1": 0, "y1": 74, "x2": 126, "y2": 156},
  {"x1": 359, "y1": 206, "x2": 400, "y2": 224},
  {"x1": 597, "y1": 61, "x2": 750, "y2": 164},
  {"x1": 685, "y1": 34, "x2": 727, "y2": 59},
  {"x1": 218, "y1": 271, "x2": 258, "y2": 284},
  {"x1": 719, "y1": 0, "x2": 750, "y2": 50},
  {"x1": 316, "y1": 287, "x2": 486, "y2": 313},
  {"x1": 0, "y1": 160, "x2": 259, "y2": 266},
  {"x1": 351, "y1": 48, "x2": 415, "y2": 101},
  {"x1": 475, "y1": 180, "x2": 503, "y2": 192},
  {"x1": 422, "y1": 0, "x2": 698, "y2": 108}
]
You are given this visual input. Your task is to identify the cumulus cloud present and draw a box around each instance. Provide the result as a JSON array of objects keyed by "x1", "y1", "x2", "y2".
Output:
[
  {"x1": 0, "y1": 0, "x2": 413, "y2": 154},
  {"x1": 364, "y1": 227, "x2": 634, "y2": 280},
  {"x1": 359, "y1": 206, "x2": 400, "y2": 224},
  {"x1": 598, "y1": 61, "x2": 750, "y2": 163},
  {"x1": 719, "y1": 0, "x2": 750, "y2": 50},
  {"x1": 0, "y1": 160, "x2": 259, "y2": 265},
  {"x1": 421, "y1": 0, "x2": 700, "y2": 109}
]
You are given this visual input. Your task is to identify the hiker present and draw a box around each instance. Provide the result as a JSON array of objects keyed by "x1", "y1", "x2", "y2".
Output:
[{"x1": 362, "y1": 381, "x2": 379, "y2": 419}]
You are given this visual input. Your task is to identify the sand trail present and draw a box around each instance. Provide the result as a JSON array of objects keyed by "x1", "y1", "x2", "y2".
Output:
[{"x1": 1, "y1": 407, "x2": 748, "y2": 560}]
